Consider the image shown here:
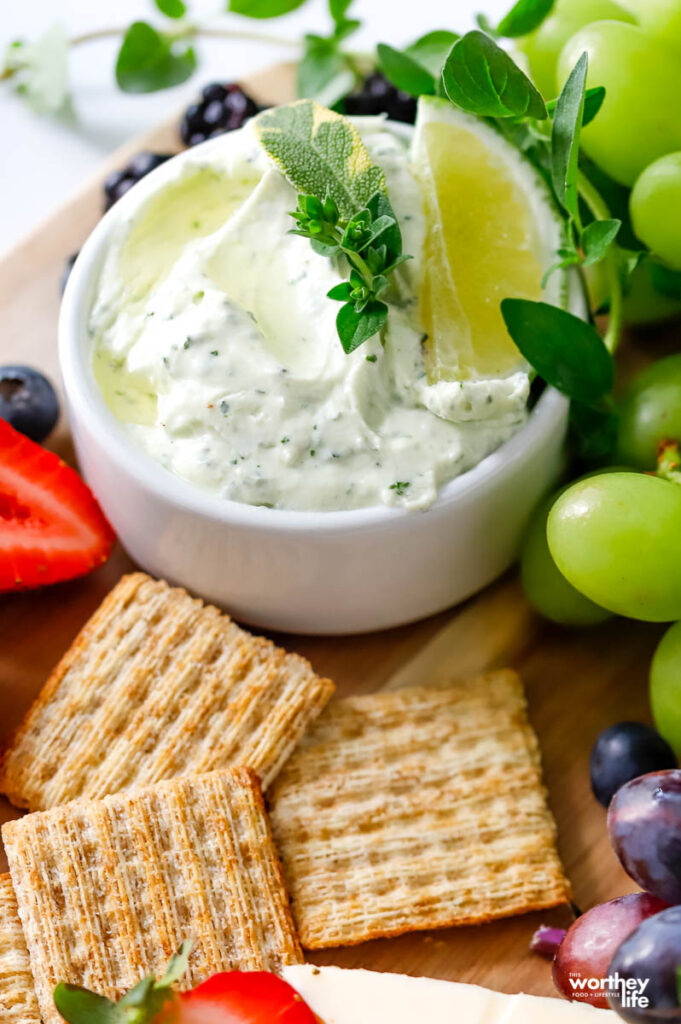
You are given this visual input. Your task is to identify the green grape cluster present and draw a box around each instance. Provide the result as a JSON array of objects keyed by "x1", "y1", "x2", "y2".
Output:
[
  {"x1": 518, "y1": 0, "x2": 681, "y2": 306},
  {"x1": 519, "y1": 353, "x2": 681, "y2": 754}
]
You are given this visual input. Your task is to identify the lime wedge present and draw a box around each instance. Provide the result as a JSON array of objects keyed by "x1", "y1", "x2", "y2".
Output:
[{"x1": 411, "y1": 96, "x2": 563, "y2": 383}]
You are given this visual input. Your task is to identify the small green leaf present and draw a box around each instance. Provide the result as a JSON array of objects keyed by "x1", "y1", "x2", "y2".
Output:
[
  {"x1": 569, "y1": 400, "x2": 619, "y2": 464},
  {"x1": 551, "y1": 51, "x2": 587, "y2": 222},
  {"x1": 116, "y1": 22, "x2": 196, "y2": 93},
  {"x1": 228, "y1": 0, "x2": 307, "y2": 16},
  {"x1": 336, "y1": 301, "x2": 388, "y2": 352},
  {"x1": 405, "y1": 30, "x2": 459, "y2": 78},
  {"x1": 497, "y1": 0, "x2": 555, "y2": 38},
  {"x1": 3, "y1": 24, "x2": 70, "y2": 114},
  {"x1": 53, "y1": 984, "x2": 122, "y2": 1024},
  {"x1": 501, "y1": 298, "x2": 614, "y2": 403},
  {"x1": 581, "y1": 218, "x2": 621, "y2": 266},
  {"x1": 650, "y1": 261, "x2": 681, "y2": 300},
  {"x1": 441, "y1": 31, "x2": 547, "y2": 120},
  {"x1": 376, "y1": 42, "x2": 436, "y2": 98},
  {"x1": 255, "y1": 100, "x2": 387, "y2": 221},
  {"x1": 154, "y1": 0, "x2": 187, "y2": 17},
  {"x1": 297, "y1": 40, "x2": 354, "y2": 106},
  {"x1": 547, "y1": 85, "x2": 604, "y2": 126},
  {"x1": 327, "y1": 282, "x2": 353, "y2": 301},
  {"x1": 329, "y1": 0, "x2": 352, "y2": 23},
  {"x1": 158, "y1": 940, "x2": 193, "y2": 987}
]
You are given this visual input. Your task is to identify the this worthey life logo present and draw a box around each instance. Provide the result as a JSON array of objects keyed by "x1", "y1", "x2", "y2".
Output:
[{"x1": 569, "y1": 972, "x2": 650, "y2": 1009}]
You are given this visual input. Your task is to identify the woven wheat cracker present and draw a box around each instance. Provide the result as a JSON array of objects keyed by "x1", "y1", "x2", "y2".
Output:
[
  {"x1": 0, "y1": 873, "x2": 40, "y2": 1024},
  {"x1": 269, "y1": 671, "x2": 571, "y2": 949},
  {"x1": 3, "y1": 767, "x2": 302, "y2": 1024},
  {"x1": 0, "y1": 573, "x2": 333, "y2": 810}
]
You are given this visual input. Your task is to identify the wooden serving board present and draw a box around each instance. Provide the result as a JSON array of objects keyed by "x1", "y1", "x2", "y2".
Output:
[{"x1": 0, "y1": 62, "x2": 677, "y2": 1000}]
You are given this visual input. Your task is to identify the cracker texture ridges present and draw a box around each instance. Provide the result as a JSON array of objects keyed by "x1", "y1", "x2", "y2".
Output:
[
  {"x1": 0, "y1": 572, "x2": 334, "y2": 810},
  {"x1": 0, "y1": 873, "x2": 41, "y2": 1024},
  {"x1": 269, "y1": 671, "x2": 571, "y2": 949},
  {"x1": 2, "y1": 767, "x2": 303, "y2": 1024}
]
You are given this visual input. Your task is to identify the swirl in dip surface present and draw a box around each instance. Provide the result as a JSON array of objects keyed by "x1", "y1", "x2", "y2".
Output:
[{"x1": 90, "y1": 116, "x2": 555, "y2": 512}]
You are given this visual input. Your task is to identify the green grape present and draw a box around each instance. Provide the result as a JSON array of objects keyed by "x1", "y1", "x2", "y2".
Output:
[
  {"x1": 650, "y1": 621, "x2": 681, "y2": 756},
  {"x1": 547, "y1": 472, "x2": 681, "y2": 621},
  {"x1": 631, "y1": 153, "x2": 681, "y2": 270},
  {"x1": 518, "y1": 0, "x2": 635, "y2": 100},
  {"x1": 626, "y1": 0, "x2": 681, "y2": 53},
  {"x1": 617, "y1": 353, "x2": 681, "y2": 470},
  {"x1": 586, "y1": 258, "x2": 681, "y2": 326},
  {"x1": 558, "y1": 22, "x2": 681, "y2": 186},
  {"x1": 521, "y1": 492, "x2": 612, "y2": 625}
]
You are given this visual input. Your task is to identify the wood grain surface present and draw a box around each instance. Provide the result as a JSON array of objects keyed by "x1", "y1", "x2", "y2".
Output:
[{"x1": 0, "y1": 62, "x2": 676, "y2": 1000}]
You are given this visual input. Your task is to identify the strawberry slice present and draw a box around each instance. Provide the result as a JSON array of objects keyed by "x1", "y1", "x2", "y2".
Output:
[
  {"x1": 177, "y1": 972, "x2": 319, "y2": 1024},
  {"x1": 0, "y1": 419, "x2": 115, "y2": 591}
]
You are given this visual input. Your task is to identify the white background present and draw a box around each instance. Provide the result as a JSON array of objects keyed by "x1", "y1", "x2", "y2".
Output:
[{"x1": 0, "y1": 0, "x2": 510, "y2": 257}]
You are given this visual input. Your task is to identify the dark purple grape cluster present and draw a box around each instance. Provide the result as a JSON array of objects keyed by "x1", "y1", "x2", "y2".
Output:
[
  {"x1": 343, "y1": 71, "x2": 417, "y2": 124},
  {"x1": 180, "y1": 83, "x2": 261, "y2": 147},
  {"x1": 103, "y1": 152, "x2": 174, "y2": 210}
]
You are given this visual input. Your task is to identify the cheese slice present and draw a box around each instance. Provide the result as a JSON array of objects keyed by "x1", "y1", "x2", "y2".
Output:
[{"x1": 281, "y1": 965, "x2": 605, "y2": 1023}]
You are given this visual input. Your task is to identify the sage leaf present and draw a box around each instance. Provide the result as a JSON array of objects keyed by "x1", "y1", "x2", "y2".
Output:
[
  {"x1": 497, "y1": 0, "x2": 555, "y2": 38},
  {"x1": 116, "y1": 22, "x2": 196, "y2": 93},
  {"x1": 581, "y1": 218, "x2": 621, "y2": 267},
  {"x1": 405, "y1": 30, "x2": 459, "y2": 79},
  {"x1": 376, "y1": 43, "x2": 436, "y2": 97},
  {"x1": 551, "y1": 51, "x2": 587, "y2": 222},
  {"x1": 228, "y1": 0, "x2": 307, "y2": 16},
  {"x1": 154, "y1": 0, "x2": 187, "y2": 17},
  {"x1": 441, "y1": 31, "x2": 547, "y2": 120},
  {"x1": 337, "y1": 301, "x2": 388, "y2": 352},
  {"x1": 501, "y1": 298, "x2": 614, "y2": 403},
  {"x1": 255, "y1": 100, "x2": 387, "y2": 220}
]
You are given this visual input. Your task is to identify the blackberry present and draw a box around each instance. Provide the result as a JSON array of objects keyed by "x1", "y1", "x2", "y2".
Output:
[
  {"x1": 344, "y1": 71, "x2": 417, "y2": 124},
  {"x1": 180, "y1": 83, "x2": 261, "y2": 147},
  {"x1": 60, "y1": 251, "x2": 79, "y2": 295},
  {"x1": 103, "y1": 152, "x2": 174, "y2": 211},
  {"x1": 0, "y1": 365, "x2": 60, "y2": 443}
]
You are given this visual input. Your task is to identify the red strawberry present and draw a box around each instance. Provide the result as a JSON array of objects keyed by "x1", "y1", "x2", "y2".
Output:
[
  {"x1": 54, "y1": 944, "x2": 319, "y2": 1024},
  {"x1": 177, "y1": 972, "x2": 319, "y2": 1024},
  {"x1": 0, "y1": 419, "x2": 115, "y2": 591}
]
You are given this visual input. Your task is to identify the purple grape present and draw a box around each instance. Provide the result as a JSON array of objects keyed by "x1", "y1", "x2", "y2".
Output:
[
  {"x1": 608, "y1": 770, "x2": 681, "y2": 903},
  {"x1": 607, "y1": 906, "x2": 681, "y2": 1021},
  {"x1": 590, "y1": 722, "x2": 677, "y2": 808}
]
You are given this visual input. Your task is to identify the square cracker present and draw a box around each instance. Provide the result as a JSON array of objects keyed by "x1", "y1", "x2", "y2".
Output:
[
  {"x1": 268, "y1": 671, "x2": 571, "y2": 949},
  {"x1": 3, "y1": 767, "x2": 303, "y2": 1024},
  {"x1": 0, "y1": 874, "x2": 40, "y2": 1024},
  {"x1": 0, "y1": 572, "x2": 333, "y2": 810}
]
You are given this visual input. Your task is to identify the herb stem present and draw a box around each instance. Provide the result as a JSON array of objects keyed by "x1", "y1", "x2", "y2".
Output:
[
  {"x1": 68, "y1": 24, "x2": 300, "y2": 51},
  {"x1": 577, "y1": 169, "x2": 623, "y2": 354}
]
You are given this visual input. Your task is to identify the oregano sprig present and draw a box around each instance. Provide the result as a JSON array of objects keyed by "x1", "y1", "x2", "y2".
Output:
[{"x1": 290, "y1": 190, "x2": 410, "y2": 352}]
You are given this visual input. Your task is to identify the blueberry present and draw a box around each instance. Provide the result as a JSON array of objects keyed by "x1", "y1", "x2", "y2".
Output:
[
  {"x1": 0, "y1": 366, "x2": 60, "y2": 442},
  {"x1": 180, "y1": 83, "x2": 261, "y2": 147},
  {"x1": 103, "y1": 151, "x2": 174, "y2": 210},
  {"x1": 343, "y1": 71, "x2": 417, "y2": 124},
  {"x1": 590, "y1": 722, "x2": 677, "y2": 807}
]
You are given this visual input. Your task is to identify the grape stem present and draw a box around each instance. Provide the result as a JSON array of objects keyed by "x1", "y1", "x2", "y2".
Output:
[{"x1": 577, "y1": 170, "x2": 623, "y2": 355}]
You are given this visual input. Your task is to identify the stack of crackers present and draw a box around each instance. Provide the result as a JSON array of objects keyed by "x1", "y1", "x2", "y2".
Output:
[{"x1": 0, "y1": 572, "x2": 570, "y2": 1023}]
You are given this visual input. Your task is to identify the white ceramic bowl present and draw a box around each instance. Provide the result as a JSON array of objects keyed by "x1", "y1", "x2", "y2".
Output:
[{"x1": 59, "y1": 130, "x2": 581, "y2": 636}]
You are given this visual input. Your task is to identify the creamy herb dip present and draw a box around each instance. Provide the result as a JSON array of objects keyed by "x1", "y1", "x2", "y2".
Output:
[{"x1": 90, "y1": 117, "x2": 544, "y2": 512}]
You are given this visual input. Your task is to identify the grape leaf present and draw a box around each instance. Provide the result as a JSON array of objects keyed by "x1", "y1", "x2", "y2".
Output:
[
  {"x1": 441, "y1": 31, "x2": 547, "y2": 120},
  {"x1": 581, "y1": 218, "x2": 621, "y2": 266},
  {"x1": 228, "y1": 0, "x2": 308, "y2": 16},
  {"x1": 255, "y1": 100, "x2": 386, "y2": 220},
  {"x1": 154, "y1": 0, "x2": 187, "y2": 17},
  {"x1": 551, "y1": 51, "x2": 587, "y2": 222},
  {"x1": 376, "y1": 43, "x2": 436, "y2": 97},
  {"x1": 115, "y1": 22, "x2": 196, "y2": 93},
  {"x1": 500, "y1": 298, "x2": 614, "y2": 403},
  {"x1": 405, "y1": 30, "x2": 459, "y2": 78},
  {"x1": 497, "y1": 0, "x2": 555, "y2": 38}
]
